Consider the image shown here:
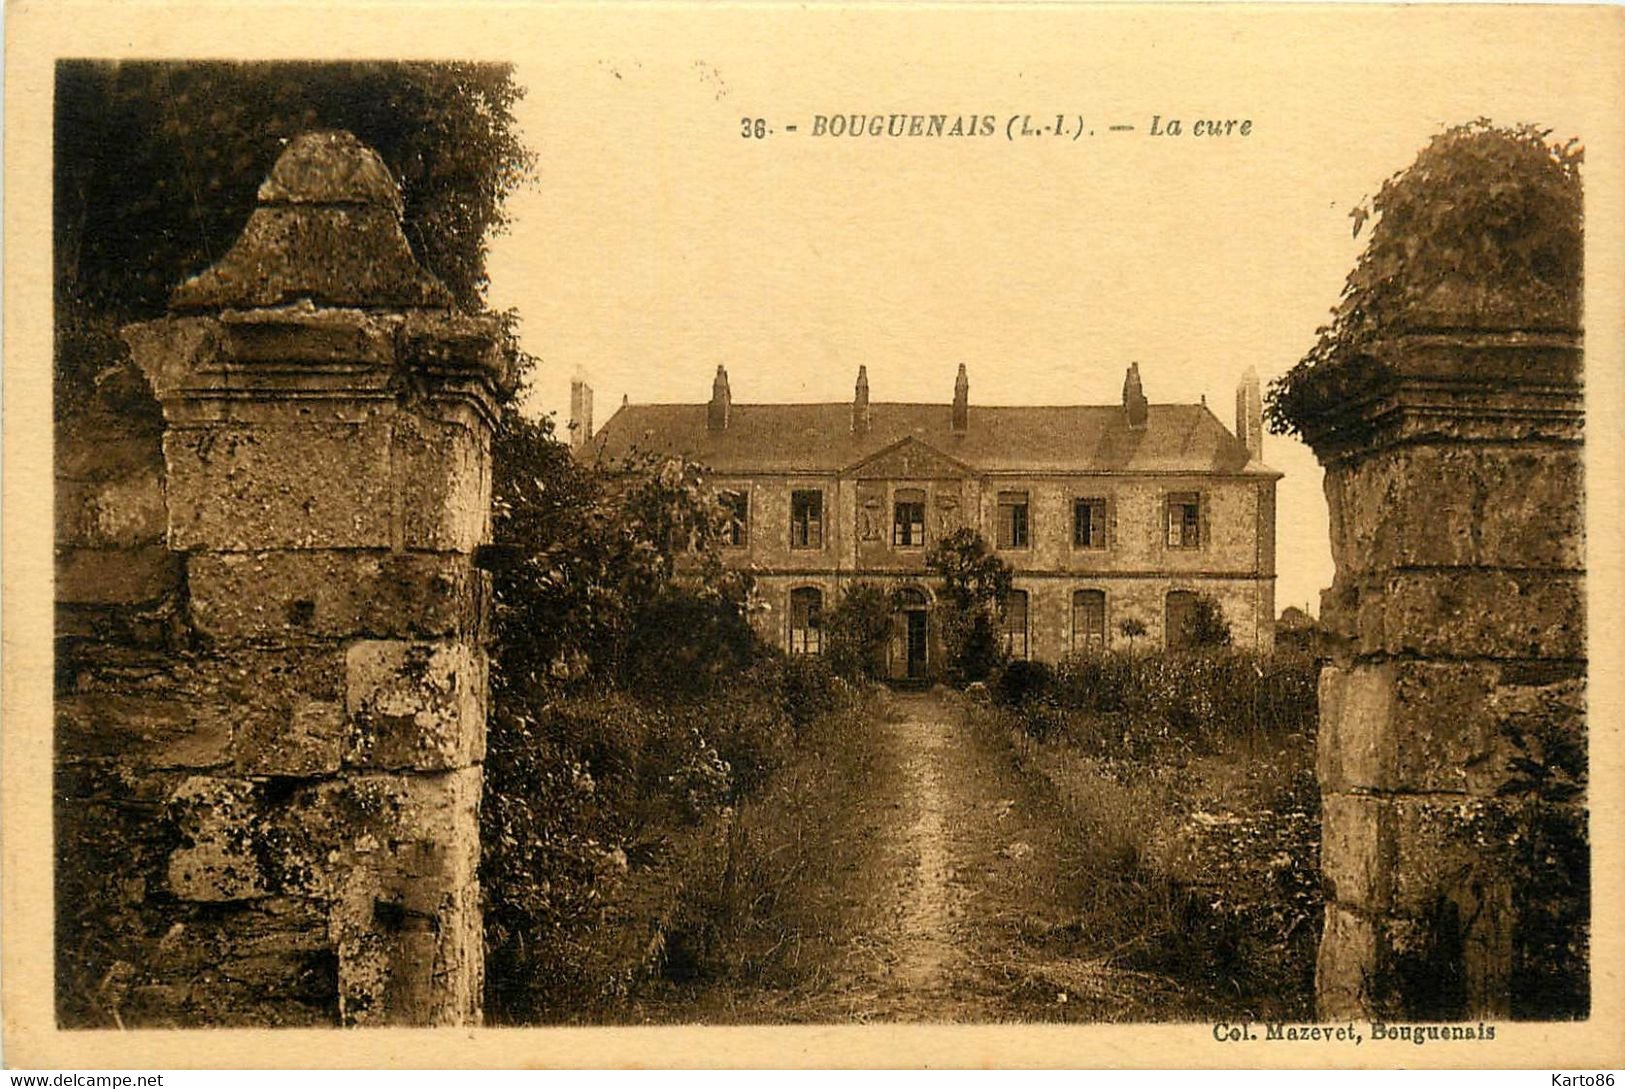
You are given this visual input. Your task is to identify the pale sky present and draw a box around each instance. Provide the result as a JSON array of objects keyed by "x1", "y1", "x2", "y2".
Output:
[{"x1": 484, "y1": 6, "x2": 1601, "y2": 616}]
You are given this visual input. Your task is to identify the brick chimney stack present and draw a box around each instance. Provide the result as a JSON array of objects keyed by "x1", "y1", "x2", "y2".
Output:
[
  {"x1": 1123, "y1": 362, "x2": 1149, "y2": 430},
  {"x1": 708, "y1": 364, "x2": 731, "y2": 431},
  {"x1": 1235, "y1": 365, "x2": 1263, "y2": 460},
  {"x1": 853, "y1": 365, "x2": 871, "y2": 434},
  {"x1": 569, "y1": 376, "x2": 594, "y2": 449},
  {"x1": 952, "y1": 363, "x2": 969, "y2": 433}
]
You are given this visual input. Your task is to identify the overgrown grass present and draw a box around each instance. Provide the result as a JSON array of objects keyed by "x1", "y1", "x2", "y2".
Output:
[
  {"x1": 481, "y1": 653, "x2": 863, "y2": 1024},
  {"x1": 978, "y1": 649, "x2": 1323, "y2": 1018},
  {"x1": 644, "y1": 690, "x2": 894, "y2": 1012}
]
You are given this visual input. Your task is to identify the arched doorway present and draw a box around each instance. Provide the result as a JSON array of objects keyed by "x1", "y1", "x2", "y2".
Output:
[{"x1": 891, "y1": 586, "x2": 930, "y2": 681}]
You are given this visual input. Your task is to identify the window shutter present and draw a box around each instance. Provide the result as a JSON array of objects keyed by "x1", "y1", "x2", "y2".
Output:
[
  {"x1": 1200, "y1": 491, "x2": 1211, "y2": 550},
  {"x1": 1107, "y1": 497, "x2": 1117, "y2": 550}
]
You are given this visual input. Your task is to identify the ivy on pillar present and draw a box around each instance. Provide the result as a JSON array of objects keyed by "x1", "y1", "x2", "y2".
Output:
[{"x1": 1274, "y1": 125, "x2": 1585, "y2": 1021}]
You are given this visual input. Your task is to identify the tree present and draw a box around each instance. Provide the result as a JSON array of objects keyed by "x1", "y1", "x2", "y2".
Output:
[
  {"x1": 925, "y1": 528, "x2": 1014, "y2": 684},
  {"x1": 487, "y1": 406, "x2": 752, "y2": 697},
  {"x1": 1268, "y1": 120, "x2": 1582, "y2": 438},
  {"x1": 824, "y1": 582, "x2": 895, "y2": 681},
  {"x1": 1182, "y1": 594, "x2": 1233, "y2": 650},
  {"x1": 54, "y1": 60, "x2": 534, "y2": 411},
  {"x1": 1118, "y1": 617, "x2": 1148, "y2": 653}
]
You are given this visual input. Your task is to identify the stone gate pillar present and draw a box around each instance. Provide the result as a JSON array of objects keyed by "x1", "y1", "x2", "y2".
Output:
[
  {"x1": 1286, "y1": 311, "x2": 1584, "y2": 1017},
  {"x1": 114, "y1": 131, "x2": 510, "y2": 1025}
]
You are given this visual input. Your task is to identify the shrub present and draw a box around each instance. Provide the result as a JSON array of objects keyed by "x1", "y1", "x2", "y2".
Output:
[
  {"x1": 993, "y1": 659, "x2": 1056, "y2": 708},
  {"x1": 1016, "y1": 649, "x2": 1320, "y2": 753},
  {"x1": 925, "y1": 528, "x2": 1013, "y2": 685},
  {"x1": 777, "y1": 653, "x2": 852, "y2": 729},
  {"x1": 1269, "y1": 121, "x2": 1582, "y2": 440},
  {"x1": 1182, "y1": 595, "x2": 1233, "y2": 649},
  {"x1": 823, "y1": 582, "x2": 894, "y2": 682}
]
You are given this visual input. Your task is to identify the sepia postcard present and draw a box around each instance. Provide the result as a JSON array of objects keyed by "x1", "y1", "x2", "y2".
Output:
[{"x1": 4, "y1": 0, "x2": 1624, "y2": 1071}]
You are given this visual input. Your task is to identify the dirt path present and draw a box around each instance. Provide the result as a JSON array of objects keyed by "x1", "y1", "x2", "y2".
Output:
[{"x1": 660, "y1": 688, "x2": 1195, "y2": 1023}]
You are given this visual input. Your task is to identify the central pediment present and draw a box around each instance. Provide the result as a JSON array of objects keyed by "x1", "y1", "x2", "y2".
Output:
[{"x1": 846, "y1": 436, "x2": 974, "y2": 480}]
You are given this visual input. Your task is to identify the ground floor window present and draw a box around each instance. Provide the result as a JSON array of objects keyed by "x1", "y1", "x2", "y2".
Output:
[
  {"x1": 788, "y1": 587, "x2": 824, "y2": 654},
  {"x1": 1072, "y1": 589, "x2": 1106, "y2": 652},
  {"x1": 1001, "y1": 589, "x2": 1029, "y2": 659}
]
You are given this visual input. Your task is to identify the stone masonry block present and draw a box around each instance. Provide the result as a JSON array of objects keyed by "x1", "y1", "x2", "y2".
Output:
[
  {"x1": 55, "y1": 546, "x2": 181, "y2": 606},
  {"x1": 1320, "y1": 661, "x2": 1505, "y2": 794},
  {"x1": 1356, "y1": 571, "x2": 1584, "y2": 660},
  {"x1": 1316, "y1": 904, "x2": 1379, "y2": 1019},
  {"x1": 321, "y1": 767, "x2": 483, "y2": 892},
  {"x1": 1389, "y1": 661, "x2": 1504, "y2": 795},
  {"x1": 57, "y1": 691, "x2": 232, "y2": 770},
  {"x1": 1333, "y1": 445, "x2": 1584, "y2": 574},
  {"x1": 167, "y1": 777, "x2": 271, "y2": 901},
  {"x1": 1317, "y1": 664, "x2": 1389, "y2": 791},
  {"x1": 345, "y1": 642, "x2": 486, "y2": 771},
  {"x1": 393, "y1": 414, "x2": 489, "y2": 553},
  {"x1": 56, "y1": 466, "x2": 168, "y2": 550},
  {"x1": 188, "y1": 551, "x2": 481, "y2": 643},
  {"x1": 1321, "y1": 792, "x2": 1391, "y2": 913},
  {"x1": 163, "y1": 421, "x2": 394, "y2": 551},
  {"x1": 325, "y1": 768, "x2": 482, "y2": 1026},
  {"x1": 1389, "y1": 796, "x2": 1514, "y2": 918}
]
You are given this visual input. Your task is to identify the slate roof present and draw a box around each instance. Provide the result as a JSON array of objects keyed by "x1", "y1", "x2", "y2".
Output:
[{"x1": 582, "y1": 401, "x2": 1279, "y2": 477}]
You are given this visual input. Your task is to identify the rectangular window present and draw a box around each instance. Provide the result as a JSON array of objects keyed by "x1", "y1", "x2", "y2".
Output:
[
  {"x1": 1072, "y1": 589, "x2": 1106, "y2": 652},
  {"x1": 1166, "y1": 492, "x2": 1202, "y2": 549},
  {"x1": 790, "y1": 490, "x2": 823, "y2": 549},
  {"x1": 1002, "y1": 590, "x2": 1029, "y2": 659},
  {"x1": 721, "y1": 490, "x2": 748, "y2": 548},
  {"x1": 893, "y1": 488, "x2": 926, "y2": 548},
  {"x1": 997, "y1": 491, "x2": 1030, "y2": 550},
  {"x1": 789, "y1": 588, "x2": 824, "y2": 655},
  {"x1": 1073, "y1": 498, "x2": 1107, "y2": 549}
]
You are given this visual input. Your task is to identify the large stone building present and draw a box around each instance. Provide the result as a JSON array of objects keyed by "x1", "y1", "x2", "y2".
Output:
[{"x1": 577, "y1": 363, "x2": 1279, "y2": 678}]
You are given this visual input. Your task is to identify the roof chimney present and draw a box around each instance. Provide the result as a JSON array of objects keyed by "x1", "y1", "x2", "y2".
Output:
[
  {"x1": 569, "y1": 376, "x2": 594, "y2": 449},
  {"x1": 853, "y1": 365, "x2": 871, "y2": 435},
  {"x1": 708, "y1": 364, "x2": 731, "y2": 431},
  {"x1": 1235, "y1": 365, "x2": 1263, "y2": 460},
  {"x1": 952, "y1": 363, "x2": 969, "y2": 433},
  {"x1": 1123, "y1": 363, "x2": 1149, "y2": 430}
]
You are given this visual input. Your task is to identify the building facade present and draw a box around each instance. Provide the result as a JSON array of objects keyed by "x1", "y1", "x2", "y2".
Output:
[{"x1": 578, "y1": 363, "x2": 1279, "y2": 678}]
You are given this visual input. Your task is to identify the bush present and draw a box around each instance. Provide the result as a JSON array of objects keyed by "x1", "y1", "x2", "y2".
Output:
[
  {"x1": 776, "y1": 653, "x2": 852, "y2": 729},
  {"x1": 823, "y1": 582, "x2": 894, "y2": 682},
  {"x1": 993, "y1": 659, "x2": 1055, "y2": 708},
  {"x1": 925, "y1": 528, "x2": 1013, "y2": 685},
  {"x1": 1014, "y1": 649, "x2": 1320, "y2": 752}
]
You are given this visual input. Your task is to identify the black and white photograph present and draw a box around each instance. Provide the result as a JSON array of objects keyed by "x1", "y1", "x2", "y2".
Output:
[{"x1": 4, "y1": 0, "x2": 1621, "y2": 1071}]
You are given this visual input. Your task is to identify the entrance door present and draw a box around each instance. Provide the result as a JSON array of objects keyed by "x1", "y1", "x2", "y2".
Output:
[{"x1": 906, "y1": 610, "x2": 928, "y2": 679}]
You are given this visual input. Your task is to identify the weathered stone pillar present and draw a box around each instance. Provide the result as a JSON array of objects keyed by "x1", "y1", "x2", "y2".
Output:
[
  {"x1": 83, "y1": 130, "x2": 508, "y2": 1025},
  {"x1": 1287, "y1": 311, "x2": 1584, "y2": 1018}
]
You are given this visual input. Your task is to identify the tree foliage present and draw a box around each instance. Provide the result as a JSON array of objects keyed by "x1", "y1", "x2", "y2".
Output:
[
  {"x1": 1267, "y1": 119, "x2": 1583, "y2": 438},
  {"x1": 486, "y1": 405, "x2": 756, "y2": 699},
  {"x1": 925, "y1": 528, "x2": 1014, "y2": 684},
  {"x1": 823, "y1": 581, "x2": 896, "y2": 682},
  {"x1": 1181, "y1": 594, "x2": 1233, "y2": 649},
  {"x1": 54, "y1": 60, "x2": 533, "y2": 409}
]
